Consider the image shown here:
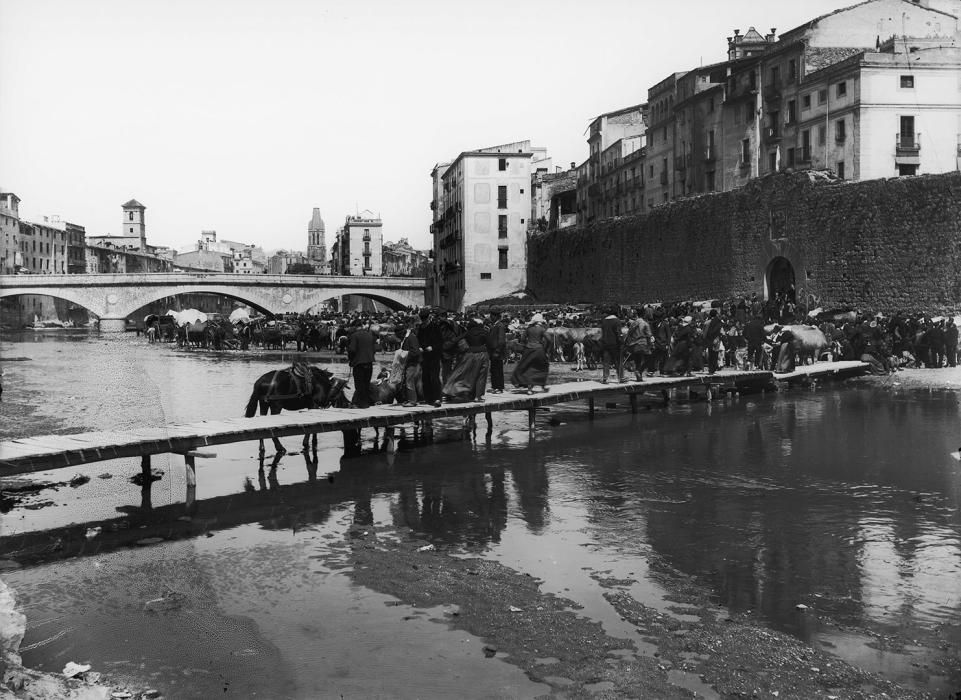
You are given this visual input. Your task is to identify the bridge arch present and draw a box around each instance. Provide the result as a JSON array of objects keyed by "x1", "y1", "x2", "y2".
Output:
[
  {"x1": 0, "y1": 287, "x2": 106, "y2": 318},
  {"x1": 114, "y1": 286, "x2": 277, "y2": 318},
  {"x1": 291, "y1": 289, "x2": 417, "y2": 313}
]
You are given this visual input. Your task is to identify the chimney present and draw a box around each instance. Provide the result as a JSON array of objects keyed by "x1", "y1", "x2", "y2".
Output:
[{"x1": 570, "y1": 162, "x2": 576, "y2": 170}]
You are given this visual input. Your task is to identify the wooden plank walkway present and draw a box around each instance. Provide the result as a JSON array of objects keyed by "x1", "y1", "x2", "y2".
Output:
[{"x1": 0, "y1": 361, "x2": 869, "y2": 477}]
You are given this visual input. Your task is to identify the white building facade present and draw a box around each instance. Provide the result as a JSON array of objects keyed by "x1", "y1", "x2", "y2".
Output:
[{"x1": 431, "y1": 141, "x2": 536, "y2": 310}]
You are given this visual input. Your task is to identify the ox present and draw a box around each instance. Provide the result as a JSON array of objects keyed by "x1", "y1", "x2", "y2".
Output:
[{"x1": 766, "y1": 324, "x2": 830, "y2": 365}]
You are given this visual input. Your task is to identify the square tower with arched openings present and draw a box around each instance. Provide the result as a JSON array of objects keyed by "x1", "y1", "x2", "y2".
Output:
[{"x1": 122, "y1": 199, "x2": 146, "y2": 251}]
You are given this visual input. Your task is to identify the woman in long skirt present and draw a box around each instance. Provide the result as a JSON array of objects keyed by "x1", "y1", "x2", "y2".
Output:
[
  {"x1": 511, "y1": 314, "x2": 550, "y2": 394},
  {"x1": 442, "y1": 318, "x2": 490, "y2": 402}
]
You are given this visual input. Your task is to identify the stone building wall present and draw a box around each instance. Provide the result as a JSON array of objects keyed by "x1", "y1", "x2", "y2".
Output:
[{"x1": 527, "y1": 170, "x2": 961, "y2": 313}]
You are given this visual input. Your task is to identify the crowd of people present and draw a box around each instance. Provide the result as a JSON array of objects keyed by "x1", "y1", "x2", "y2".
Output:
[{"x1": 318, "y1": 295, "x2": 961, "y2": 408}]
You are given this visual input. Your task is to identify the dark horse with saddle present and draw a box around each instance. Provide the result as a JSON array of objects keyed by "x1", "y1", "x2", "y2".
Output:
[{"x1": 245, "y1": 362, "x2": 349, "y2": 457}]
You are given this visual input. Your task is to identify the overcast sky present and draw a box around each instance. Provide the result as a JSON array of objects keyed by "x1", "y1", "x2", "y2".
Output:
[{"x1": 0, "y1": 0, "x2": 856, "y2": 255}]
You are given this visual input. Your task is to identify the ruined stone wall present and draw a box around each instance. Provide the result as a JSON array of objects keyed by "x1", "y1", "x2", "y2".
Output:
[{"x1": 527, "y1": 171, "x2": 961, "y2": 313}]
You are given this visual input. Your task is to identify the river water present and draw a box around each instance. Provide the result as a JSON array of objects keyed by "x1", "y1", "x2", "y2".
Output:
[{"x1": 1, "y1": 331, "x2": 960, "y2": 698}]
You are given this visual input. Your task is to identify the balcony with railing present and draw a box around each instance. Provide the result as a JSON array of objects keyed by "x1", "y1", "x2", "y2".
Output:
[{"x1": 895, "y1": 132, "x2": 921, "y2": 155}]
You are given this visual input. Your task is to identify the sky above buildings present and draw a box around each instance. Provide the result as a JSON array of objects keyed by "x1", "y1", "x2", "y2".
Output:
[{"x1": 0, "y1": 0, "x2": 858, "y2": 255}]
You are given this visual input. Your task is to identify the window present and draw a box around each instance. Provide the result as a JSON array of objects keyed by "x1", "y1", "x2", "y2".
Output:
[
  {"x1": 899, "y1": 115, "x2": 916, "y2": 147},
  {"x1": 786, "y1": 147, "x2": 795, "y2": 167},
  {"x1": 128, "y1": 212, "x2": 134, "y2": 221},
  {"x1": 497, "y1": 185, "x2": 507, "y2": 209},
  {"x1": 129, "y1": 227, "x2": 134, "y2": 233},
  {"x1": 788, "y1": 59, "x2": 797, "y2": 82},
  {"x1": 741, "y1": 138, "x2": 751, "y2": 163},
  {"x1": 787, "y1": 100, "x2": 796, "y2": 124},
  {"x1": 818, "y1": 88, "x2": 827, "y2": 105},
  {"x1": 480, "y1": 272, "x2": 492, "y2": 279},
  {"x1": 818, "y1": 125, "x2": 826, "y2": 146},
  {"x1": 898, "y1": 164, "x2": 918, "y2": 176},
  {"x1": 770, "y1": 65, "x2": 780, "y2": 85},
  {"x1": 900, "y1": 75, "x2": 914, "y2": 88},
  {"x1": 802, "y1": 94, "x2": 811, "y2": 110},
  {"x1": 768, "y1": 111, "x2": 780, "y2": 137},
  {"x1": 835, "y1": 118, "x2": 846, "y2": 142},
  {"x1": 498, "y1": 214, "x2": 508, "y2": 238},
  {"x1": 837, "y1": 161, "x2": 845, "y2": 179},
  {"x1": 746, "y1": 105, "x2": 754, "y2": 123},
  {"x1": 769, "y1": 152, "x2": 777, "y2": 172},
  {"x1": 801, "y1": 129, "x2": 811, "y2": 161},
  {"x1": 836, "y1": 81, "x2": 846, "y2": 97},
  {"x1": 498, "y1": 158, "x2": 507, "y2": 171},
  {"x1": 498, "y1": 248, "x2": 508, "y2": 269}
]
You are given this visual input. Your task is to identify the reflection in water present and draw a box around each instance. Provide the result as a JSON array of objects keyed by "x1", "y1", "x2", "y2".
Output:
[{"x1": 2, "y1": 333, "x2": 960, "y2": 694}]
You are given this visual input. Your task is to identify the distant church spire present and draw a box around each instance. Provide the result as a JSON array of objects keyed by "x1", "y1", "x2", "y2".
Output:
[{"x1": 307, "y1": 208, "x2": 326, "y2": 272}]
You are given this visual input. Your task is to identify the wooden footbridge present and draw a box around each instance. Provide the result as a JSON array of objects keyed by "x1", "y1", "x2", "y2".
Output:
[{"x1": 0, "y1": 362, "x2": 869, "y2": 481}]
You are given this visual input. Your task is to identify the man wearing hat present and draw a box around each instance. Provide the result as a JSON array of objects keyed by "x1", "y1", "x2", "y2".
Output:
[
  {"x1": 347, "y1": 318, "x2": 375, "y2": 408},
  {"x1": 417, "y1": 308, "x2": 444, "y2": 407},
  {"x1": 487, "y1": 308, "x2": 508, "y2": 394},
  {"x1": 600, "y1": 305, "x2": 624, "y2": 384}
]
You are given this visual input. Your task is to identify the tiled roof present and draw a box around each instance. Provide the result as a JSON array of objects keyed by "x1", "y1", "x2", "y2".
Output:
[
  {"x1": 122, "y1": 199, "x2": 145, "y2": 209},
  {"x1": 806, "y1": 46, "x2": 866, "y2": 72}
]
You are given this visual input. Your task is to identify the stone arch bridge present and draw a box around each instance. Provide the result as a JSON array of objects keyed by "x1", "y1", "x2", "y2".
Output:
[{"x1": 0, "y1": 273, "x2": 427, "y2": 330}]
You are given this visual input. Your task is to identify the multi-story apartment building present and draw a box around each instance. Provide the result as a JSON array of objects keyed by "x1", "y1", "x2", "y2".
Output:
[
  {"x1": 426, "y1": 162, "x2": 451, "y2": 303},
  {"x1": 331, "y1": 213, "x2": 383, "y2": 276},
  {"x1": 233, "y1": 246, "x2": 267, "y2": 274},
  {"x1": 382, "y1": 238, "x2": 430, "y2": 277},
  {"x1": 579, "y1": 105, "x2": 647, "y2": 224},
  {"x1": 754, "y1": 0, "x2": 960, "y2": 179},
  {"x1": 598, "y1": 135, "x2": 645, "y2": 217},
  {"x1": 65, "y1": 222, "x2": 86, "y2": 273},
  {"x1": 777, "y1": 39, "x2": 961, "y2": 180},
  {"x1": 531, "y1": 164, "x2": 578, "y2": 231},
  {"x1": 674, "y1": 64, "x2": 727, "y2": 196},
  {"x1": 429, "y1": 141, "x2": 538, "y2": 310},
  {"x1": 267, "y1": 249, "x2": 310, "y2": 274},
  {"x1": 646, "y1": 75, "x2": 683, "y2": 209},
  {"x1": 18, "y1": 219, "x2": 67, "y2": 274},
  {"x1": 0, "y1": 192, "x2": 21, "y2": 274}
]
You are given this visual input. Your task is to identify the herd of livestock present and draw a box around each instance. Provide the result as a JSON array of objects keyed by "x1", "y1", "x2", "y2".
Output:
[{"x1": 140, "y1": 300, "x2": 961, "y2": 377}]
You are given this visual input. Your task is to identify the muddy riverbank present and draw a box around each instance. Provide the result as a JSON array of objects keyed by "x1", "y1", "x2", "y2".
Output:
[{"x1": 346, "y1": 522, "x2": 940, "y2": 699}]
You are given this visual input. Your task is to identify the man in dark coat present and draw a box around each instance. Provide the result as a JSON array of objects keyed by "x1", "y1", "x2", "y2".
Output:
[
  {"x1": 946, "y1": 318, "x2": 959, "y2": 367},
  {"x1": 417, "y1": 308, "x2": 444, "y2": 407},
  {"x1": 487, "y1": 309, "x2": 508, "y2": 393},
  {"x1": 743, "y1": 316, "x2": 767, "y2": 370},
  {"x1": 929, "y1": 319, "x2": 946, "y2": 368},
  {"x1": 347, "y1": 319, "x2": 375, "y2": 408},
  {"x1": 704, "y1": 310, "x2": 724, "y2": 374},
  {"x1": 600, "y1": 306, "x2": 624, "y2": 383}
]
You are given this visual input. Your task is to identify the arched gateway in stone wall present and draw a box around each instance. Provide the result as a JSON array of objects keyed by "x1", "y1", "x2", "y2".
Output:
[{"x1": 765, "y1": 256, "x2": 796, "y2": 302}]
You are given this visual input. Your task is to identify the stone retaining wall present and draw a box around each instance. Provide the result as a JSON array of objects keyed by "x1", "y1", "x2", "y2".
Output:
[{"x1": 527, "y1": 170, "x2": 961, "y2": 313}]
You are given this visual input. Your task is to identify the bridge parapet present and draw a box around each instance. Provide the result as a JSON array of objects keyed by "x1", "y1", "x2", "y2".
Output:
[{"x1": 0, "y1": 273, "x2": 427, "y2": 323}]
